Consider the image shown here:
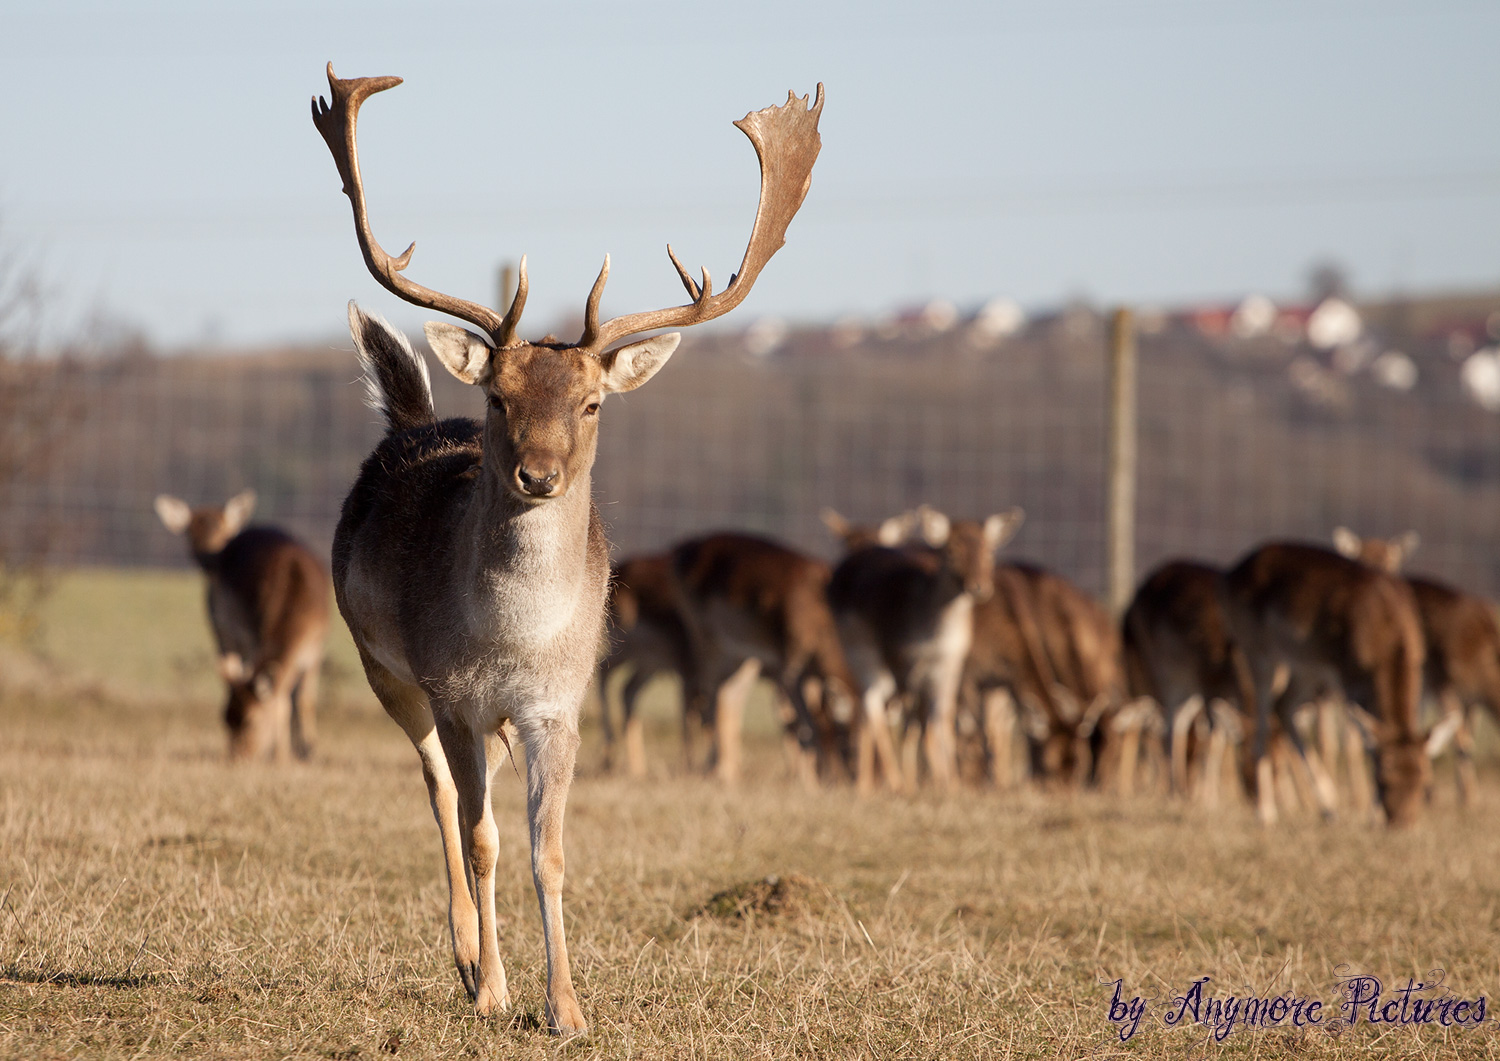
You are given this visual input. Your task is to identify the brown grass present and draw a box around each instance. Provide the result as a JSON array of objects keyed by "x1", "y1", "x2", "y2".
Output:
[{"x1": 3, "y1": 571, "x2": 1500, "y2": 1058}]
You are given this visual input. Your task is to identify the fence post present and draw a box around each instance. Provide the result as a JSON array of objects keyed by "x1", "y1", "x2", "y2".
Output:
[{"x1": 1106, "y1": 306, "x2": 1137, "y2": 618}]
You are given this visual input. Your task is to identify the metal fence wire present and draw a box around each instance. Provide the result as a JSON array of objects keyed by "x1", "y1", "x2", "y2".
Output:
[{"x1": 4, "y1": 302, "x2": 1499, "y2": 600}]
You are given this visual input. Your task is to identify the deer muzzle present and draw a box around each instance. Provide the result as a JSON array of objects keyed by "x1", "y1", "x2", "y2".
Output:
[{"x1": 514, "y1": 457, "x2": 565, "y2": 499}]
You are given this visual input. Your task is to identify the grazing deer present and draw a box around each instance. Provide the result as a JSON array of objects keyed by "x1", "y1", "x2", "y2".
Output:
[
  {"x1": 598, "y1": 554, "x2": 699, "y2": 778},
  {"x1": 1122, "y1": 560, "x2": 1245, "y2": 797},
  {"x1": 828, "y1": 506, "x2": 1024, "y2": 792},
  {"x1": 1224, "y1": 542, "x2": 1429, "y2": 826},
  {"x1": 312, "y1": 65, "x2": 822, "y2": 1031},
  {"x1": 668, "y1": 532, "x2": 855, "y2": 786},
  {"x1": 962, "y1": 563, "x2": 1061, "y2": 788},
  {"x1": 1333, "y1": 528, "x2": 1496, "y2": 805},
  {"x1": 1003, "y1": 562, "x2": 1128, "y2": 789},
  {"x1": 154, "y1": 489, "x2": 329, "y2": 761}
]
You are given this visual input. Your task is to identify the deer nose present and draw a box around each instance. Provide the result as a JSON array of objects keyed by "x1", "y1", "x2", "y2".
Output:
[{"x1": 516, "y1": 463, "x2": 561, "y2": 497}]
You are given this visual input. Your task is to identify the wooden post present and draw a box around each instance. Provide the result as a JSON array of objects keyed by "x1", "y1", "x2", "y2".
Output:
[{"x1": 1106, "y1": 307, "x2": 1137, "y2": 618}]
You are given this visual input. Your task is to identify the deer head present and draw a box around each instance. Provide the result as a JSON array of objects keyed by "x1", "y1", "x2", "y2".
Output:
[
  {"x1": 155, "y1": 490, "x2": 257, "y2": 556},
  {"x1": 915, "y1": 505, "x2": 1026, "y2": 600},
  {"x1": 314, "y1": 66, "x2": 823, "y2": 503},
  {"x1": 1331, "y1": 527, "x2": 1420, "y2": 573}
]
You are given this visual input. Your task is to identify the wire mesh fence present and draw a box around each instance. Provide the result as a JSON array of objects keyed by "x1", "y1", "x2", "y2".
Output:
[{"x1": 4, "y1": 300, "x2": 1499, "y2": 602}]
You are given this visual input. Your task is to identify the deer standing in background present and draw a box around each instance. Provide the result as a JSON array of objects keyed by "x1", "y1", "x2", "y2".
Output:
[
  {"x1": 1333, "y1": 528, "x2": 1497, "y2": 805},
  {"x1": 312, "y1": 65, "x2": 822, "y2": 1032},
  {"x1": 1000, "y1": 562, "x2": 1129, "y2": 788},
  {"x1": 1122, "y1": 560, "x2": 1246, "y2": 798},
  {"x1": 1224, "y1": 541, "x2": 1430, "y2": 826},
  {"x1": 155, "y1": 489, "x2": 329, "y2": 761},
  {"x1": 668, "y1": 532, "x2": 855, "y2": 786},
  {"x1": 598, "y1": 554, "x2": 700, "y2": 778},
  {"x1": 828, "y1": 506, "x2": 1024, "y2": 792}
]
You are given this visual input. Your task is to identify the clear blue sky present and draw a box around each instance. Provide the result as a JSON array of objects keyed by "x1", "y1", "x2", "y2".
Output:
[{"x1": 2, "y1": 0, "x2": 1496, "y2": 349}]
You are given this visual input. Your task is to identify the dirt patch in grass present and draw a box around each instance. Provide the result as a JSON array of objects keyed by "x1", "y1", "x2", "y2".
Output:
[{"x1": 689, "y1": 873, "x2": 837, "y2": 923}]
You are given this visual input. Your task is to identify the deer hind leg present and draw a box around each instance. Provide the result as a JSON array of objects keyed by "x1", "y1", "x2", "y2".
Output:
[
  {"x1": 923, "y1": 664, "x2": 965, "y2": 792},
  {"x1": 620, "y1": 668, "x2": 652, "y2": 780},
  {"x1": 712, "y1": 658, "x2": 760, "y2": 786},
  {"x1": 1273, "y1": 697, "x2": 1338, "y2": 821},
  {"x1": 289, "y1": 653, "x2": 321, "y2": 761},
  {"x1": 983, "y1": 687, "x2": 1017, "y2": 790},
  {"x1": 1442, "y1": 692, "x2": 1476, "y2": 808},
  {"x1": 1168, "y1": 695, "x2": 1204, "y2": 797},
  {"x1": 358, "y1": 653, "x2": 482, "y2": 1000},
  {"x1": 518, "y1": 716, "x2": 586, "y2": 1035}
]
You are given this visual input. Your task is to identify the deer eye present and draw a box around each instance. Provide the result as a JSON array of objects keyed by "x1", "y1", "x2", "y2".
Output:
[
  {"x1": 583, "y1": 401, "x2": 601, "y2": 417},
  {"x1": 488, "y1": 395, "x2": 505, "y2": 412}
]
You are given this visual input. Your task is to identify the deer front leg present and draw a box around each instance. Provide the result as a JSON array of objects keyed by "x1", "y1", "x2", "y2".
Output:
[
  {"x1": 415, "y1": 729, "x2": 484, "y2": 999},
  {"x1": 435, "y1": 711, "x2": 509, "y2": 1016},
  {"x1": 358, "y1": 654, "x2": 482, "y2": 999},
  {"x1": 520, "y1": 717, "x2": 586, "y2": 1035}
]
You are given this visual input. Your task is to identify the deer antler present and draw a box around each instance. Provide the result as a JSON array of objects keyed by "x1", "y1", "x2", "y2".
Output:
[
  {"x1": 577, "y1": 85, "x2": 824, "y2": 354},
  {"x1": 312, "y1": 64, "x2": 527, "y2": 349}
]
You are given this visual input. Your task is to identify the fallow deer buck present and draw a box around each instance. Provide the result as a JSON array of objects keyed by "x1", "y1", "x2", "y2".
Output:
[
  {"x1": 1224, "y1": 542, "x2": 1431, "y2": 827},
  {"x1": 312, "y1": 65, "x2": 822, "y2": 1032},
  {"x1": 1333, "y1": 528, "x2": 1494, "y2": 805},
  {"x1": 155, "y1": 489, "x2": 330, "y2": 761},
  {"x1": 668, "y1": 532, "x2": 856, "y2": 786},
  {"x1": 598, "y1": 553, "x2": 700, "y2": 778},
  {"x1": 827, "y1": 505, "x2": 1024, "y2": 792}
]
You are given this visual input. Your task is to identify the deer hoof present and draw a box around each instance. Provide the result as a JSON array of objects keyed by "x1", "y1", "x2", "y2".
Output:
[
  {"x1": 475, "y1": 982, "x2": 511, "y2": 1016},
  {"x1": 547, "y1": 994, "x2": 587, "y2": 1036}
]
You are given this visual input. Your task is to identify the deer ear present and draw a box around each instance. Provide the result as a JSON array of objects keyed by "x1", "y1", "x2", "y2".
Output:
[
  {"x1": 1332, "y1": 526, "x2": 1361, "y2": 559},
  {"x1": 154, "y1": 495, "x2": 192, "y2": 535},
  {"x1": 424, "y1": 322, "x2": 494, "y2": 386},
  {"x1": 984, "y1": 507, "x2": 1025, "y2": 552},
  {"x1": 600, "y1": 333, "x2": 680, "y2": 393},
  {"x1": 223, "y1": 489, "x2": 256, "y2": 536},
  {"x1": 1395, "y1": 531, "x2": 1420, "y2": 565}
]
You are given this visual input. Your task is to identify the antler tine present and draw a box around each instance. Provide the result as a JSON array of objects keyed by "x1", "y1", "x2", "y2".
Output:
[
  {"x1": 579, "y1": 84, "x2": 824, "y2": 353},
  {"x1": 312, "y1": 63, "x2": 525, "y2": 348}
]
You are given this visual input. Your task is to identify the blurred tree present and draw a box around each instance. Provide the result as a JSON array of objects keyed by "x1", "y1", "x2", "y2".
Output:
[{"x1": 0, "y1": 228, "x2": 78, "y2": 647}]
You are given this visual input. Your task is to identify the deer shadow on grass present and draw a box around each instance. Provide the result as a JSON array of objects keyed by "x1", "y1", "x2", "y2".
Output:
[{"x1": 0, "y1": 966, "x2": 157, "y2": 989}]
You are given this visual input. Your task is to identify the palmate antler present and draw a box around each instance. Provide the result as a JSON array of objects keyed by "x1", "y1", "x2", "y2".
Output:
[
  {"x1": 312, "y1": 64, "x2": 822, "y2": 354},
  {"x1": 577, "y1": 85, "x2": 824, "y2": 354},
  {"x1": 312, "y1": 65, "x2": 527, "y2": 349}
]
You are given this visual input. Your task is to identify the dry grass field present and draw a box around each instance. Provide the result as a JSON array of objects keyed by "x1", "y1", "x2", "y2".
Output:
[{"x1": 3, "y1": 570, "x2": 1500, "y2": 1059}]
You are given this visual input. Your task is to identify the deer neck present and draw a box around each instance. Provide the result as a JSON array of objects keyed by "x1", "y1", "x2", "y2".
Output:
[{"x1": 451, "y1": 466, "x2": 596, "y2": 646}]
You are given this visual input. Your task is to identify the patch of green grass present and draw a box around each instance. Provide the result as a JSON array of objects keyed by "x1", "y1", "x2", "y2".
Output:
[{"x1": 25, "y1": 566, "x2": 368, "y2": 706}]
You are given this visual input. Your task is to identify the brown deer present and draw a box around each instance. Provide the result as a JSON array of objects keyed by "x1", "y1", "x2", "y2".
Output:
[
  {"x1": 598, "y1": 553, "x2": 699, "y2": 778},
  {"x1": 1333, "y1": 528, "x2": 1494, "y2": 804},
  {"x1": 1122, "y1": 560, "x2": 1245, "y2": 797},
  {"x1": 155, "y1": 489, "x2": 330, "y2": 761},
  {"x1": 828, "y1": 505, "x2": 1024, "y2": 792},
  {"x1": 312, "y1": 66, "x2": 822, "y2": 1031},
  {"x1": 1224, "y1": 542, "x2": 1429, "y2": 826},
  {"x1": 1002, "y1": 562, "x2": 1129, "y2": 789},
  {"x1": 668, "y1": 532, "x2": 855, "y2": 786}
]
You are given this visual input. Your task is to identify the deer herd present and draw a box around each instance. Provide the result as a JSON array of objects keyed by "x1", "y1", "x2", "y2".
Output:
[{"x1": 135, "y1": 67, "x2": 1500, "y2": 1034}]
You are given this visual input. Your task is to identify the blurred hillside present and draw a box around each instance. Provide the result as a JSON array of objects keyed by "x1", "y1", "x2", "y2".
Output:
[{"x1": 4, "y1": 286, "x2": 1499, "y2": 599}]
